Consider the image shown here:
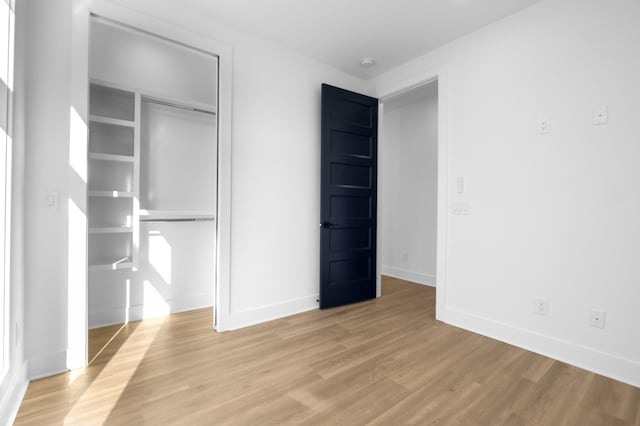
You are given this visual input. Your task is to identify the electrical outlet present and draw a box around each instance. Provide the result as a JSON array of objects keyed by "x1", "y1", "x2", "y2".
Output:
[
  {"x1": 592, "y1": 106, "x2": 608, "y2": 125},
  {"x1": 534, "y1": 297, "x2": 549, "y2": 316},
  {"x1": 589, "y1": 309, "x2": 606, "y2": 329},
  {"x1": 401, "y1": 253, "x2": 408, "y2": 262}
]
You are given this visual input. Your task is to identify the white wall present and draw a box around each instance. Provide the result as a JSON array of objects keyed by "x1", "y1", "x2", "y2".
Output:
[
  {"x1": 381, "y1": 94, "x2": 438, "y2": 286},
  {"x1": 374, "y1": 0, "x2": 640, "y2": 386},
  {"x1": 24, "y1": 0, "x2": 74, "y2": 379},
  {"x1": 87, "y1": 20, "x2": 217, "y2": 328}
]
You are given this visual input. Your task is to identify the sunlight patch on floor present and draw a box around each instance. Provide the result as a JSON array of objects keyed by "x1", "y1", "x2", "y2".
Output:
[{"x1": 64, "y1": 318, "x2": 165, "y2": 424}]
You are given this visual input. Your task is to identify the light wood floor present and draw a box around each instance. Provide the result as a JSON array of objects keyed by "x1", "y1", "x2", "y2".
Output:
[{"x1": 15, "y1": 277, "x2": 640, "y2": 425}]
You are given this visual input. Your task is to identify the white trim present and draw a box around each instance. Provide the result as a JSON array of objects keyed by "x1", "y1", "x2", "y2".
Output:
[
  {"x1": 444, "y1": 306, "x2": 640, "y2": 388},
  {"x1": 88, "y1": 293, "x2": 214, "y2": 329},
  {"x1": 382, "y1": 266, "x2": 435, "y2": 287},
  {"x1": 28, "y1": 350, "x2": 67, "y2": 381},
  {"x1": 376, "y1": 64, "x2": 450, "y2": 322},
  {"x1": 226, "y1": 295, "x2": 319, "y2": 331},
  {"x1": 375, "y1": 103, "x2": 384, "y2": 298},
  {"x1": 67, "y1": 0, "x2": 90, "y2": 371},
  {"x1": 0, "y1": 360, "x2": 27, "y2": 426},
  {"x1": 1, "y1": 0, "x2": 16, "y2": 389},
  {"x1": 214, "y1": 24, "x2": 233, "y2": 333}
]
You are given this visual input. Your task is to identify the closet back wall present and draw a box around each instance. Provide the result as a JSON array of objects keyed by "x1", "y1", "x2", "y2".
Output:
[{"x1": 88, "y1": 19, "x2": 218, "y2": 327}]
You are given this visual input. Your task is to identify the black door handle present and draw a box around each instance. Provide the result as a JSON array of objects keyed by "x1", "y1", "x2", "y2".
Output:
[{"x1": 320, "y1": 222, "x2": 337, "y2": 228}]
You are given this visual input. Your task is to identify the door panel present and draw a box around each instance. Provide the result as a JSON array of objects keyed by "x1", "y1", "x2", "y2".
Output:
[
  {"x1": 329, "y1": 163, "x2": 371, "y2": 188},
  {"x1": 329, "y1": 131, "x2": 372, "y2": 157},
  {"x1": 320, "y1": 84, "x2": 378, "y2": 309},
  {"x1": 329, "y1": 228, "x2": 372, "y2": 252}
]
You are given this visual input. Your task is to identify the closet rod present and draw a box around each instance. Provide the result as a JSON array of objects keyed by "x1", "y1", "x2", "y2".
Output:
[
  {"x1": 142, "y1": 96, "x2": 216, "y2": 116},
  {"x1": 140, "y1": 218, "x2": 215, "y2": 223}
]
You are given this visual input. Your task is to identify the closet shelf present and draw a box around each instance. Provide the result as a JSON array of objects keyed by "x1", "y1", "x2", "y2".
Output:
[
  {"x1": 139, "y1": 209, "x2": 216, "y2": 221},
  {"x1": 89, "y1": 226, "x2": 133, "y2": 235},
  {"x1": 89, "y1": 256, "x2": 134, "y2": 271},
  {"x1": 89, "y1": 153, "x2": 135, "y2": 163},
  {"x1": 88, "y1": 190, "x2": 135, "y2": 198},
  {"x1": 89, "y1": 114, "x2": 135, "y2": 128}
]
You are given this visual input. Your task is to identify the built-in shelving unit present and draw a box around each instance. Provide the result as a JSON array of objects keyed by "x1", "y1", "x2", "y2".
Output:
[
  {"x1": 88, "y1": 256, "x2": 134, "y2": 271},
  {"x1": 88, "y1": 81, "x2": 140, "y2": 271}
]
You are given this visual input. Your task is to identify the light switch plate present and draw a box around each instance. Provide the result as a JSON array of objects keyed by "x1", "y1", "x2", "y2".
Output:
[
  {"x1": 456, "y1": 176, "x2": 464, "y2": 194},
  {"x1": 46, "y1": 191, "x2": 58, "y2": 207},
  {"x1": 451, "y1": 202, "x2": 471, "y2": 215}
]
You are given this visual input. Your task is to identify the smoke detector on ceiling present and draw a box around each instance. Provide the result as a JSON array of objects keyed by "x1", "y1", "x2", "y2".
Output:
[{"x1": 360, "y1": 57, "x2": 376, "y2": 68}]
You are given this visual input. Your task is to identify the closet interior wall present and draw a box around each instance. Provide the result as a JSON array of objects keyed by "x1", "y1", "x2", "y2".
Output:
[{"x1": 87, "y1": 17, "x2": 218, "y2": 328}]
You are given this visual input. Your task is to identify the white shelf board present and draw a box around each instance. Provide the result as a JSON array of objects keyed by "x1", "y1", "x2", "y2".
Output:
[
  {"x1": 89, "y1": 153, "x2": 135, "y2": 163},
  {"x1": 88, "y1": 190, "x2": 135, "y2": 198},
  {"x1": 89, "y1": 114, "x2": 135, "y2": 128},
  {"x1": 139, "y1": 209, "x2": 216, "y2": 221},
  {"x1": 88, "y1": 226, "x2": 133, "y2": 235},
  {"x1": 89, "y1": 256, "x2": 133, "y2": 271}
]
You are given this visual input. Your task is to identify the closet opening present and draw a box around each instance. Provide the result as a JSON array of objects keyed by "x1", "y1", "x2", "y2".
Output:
[
  {"x1": 379, "y1": 80, "x2": 439, "y2": 311},
  {"x1": 86, "y1": 15, "x2": 220, "y2": 363}
]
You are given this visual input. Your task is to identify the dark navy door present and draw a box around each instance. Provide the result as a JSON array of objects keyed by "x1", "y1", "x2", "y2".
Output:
[{"x1": 320, "y1": 84, "x2": 378, "y2": 309}]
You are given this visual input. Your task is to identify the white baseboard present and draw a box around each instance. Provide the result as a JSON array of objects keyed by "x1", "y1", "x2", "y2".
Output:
[
  {"x1": 382, "y1": 265, "x2": 436, "y2": 287},
  {"x1": 89, "y1": 293, "x2": 213, "y2": 329},
  {"x1": 443, "y1": 306, "x2": 640, "y2": 388},
  {"x1": 226, "y1": 295, "x2": 319, "y2": 330},
  {"x1": 0, "y1": 360, "x2": 28, "y2": 426},
  {"x1": 28, "y1": 350, "x2": 67, "y2": 381}
]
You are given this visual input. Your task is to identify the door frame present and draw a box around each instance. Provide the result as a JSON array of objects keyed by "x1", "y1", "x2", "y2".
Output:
[
  {"x1": 68, "y1": 0, "x2": 233, "y2": 369},
  {"x1": 376, "y1": 65, "x2": 449, "y2": 321}
]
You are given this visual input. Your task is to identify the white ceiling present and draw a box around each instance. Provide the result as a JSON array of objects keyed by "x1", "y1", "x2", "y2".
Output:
[{"x1": 177, "y1": 0, "x2": 543, "y2": 79}]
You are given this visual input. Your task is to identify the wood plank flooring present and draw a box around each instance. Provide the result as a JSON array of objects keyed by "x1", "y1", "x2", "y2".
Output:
[{"x1": 15, "y1": 277, "x2": 640, "y2": 425}]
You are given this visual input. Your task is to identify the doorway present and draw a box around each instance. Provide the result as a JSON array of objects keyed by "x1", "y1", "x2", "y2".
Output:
[
  {"x1": 378, "y1": 75, "x2": 448, "y2": 320},
  {"x1": 67, "y1": 1, "x2": 233, "y2": 370},
  {"x1": 86, "y1": 15, "x2": 219, "y2": 362}
]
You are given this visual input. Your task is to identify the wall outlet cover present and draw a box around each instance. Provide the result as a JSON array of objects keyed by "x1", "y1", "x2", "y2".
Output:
[
  {"x1": 536, "y1": 115, "x2": 550, "y2": 134},
  {"x1": 593, "y1": 106, "x2": 609, "y2": 125},
  {"x1": 534, "y1": 297, "x2": 549, "y2": 316},
  {"x1": 589, "y1": 309, "x2": 606, "y2": 329}
]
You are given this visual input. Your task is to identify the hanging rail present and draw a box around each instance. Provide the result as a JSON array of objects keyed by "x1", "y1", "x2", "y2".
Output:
[
  {"x1": 140, "y1": 218, "x2": 215, "y2": 223},
  {"x1": 142, "y1": 96, "x2": 216, "y2": 116}
]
